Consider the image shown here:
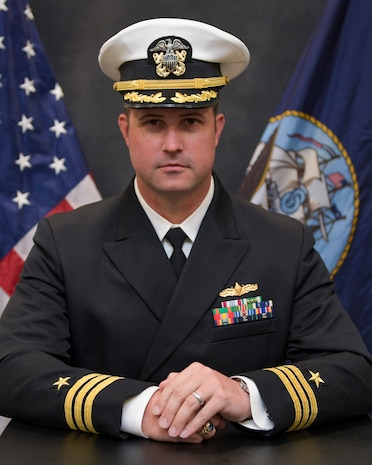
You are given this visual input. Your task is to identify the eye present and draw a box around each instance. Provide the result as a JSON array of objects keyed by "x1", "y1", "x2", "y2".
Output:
[
  {"x1": 181, "y1": 117, "x2": 204, "y2": 130},
  {"x1": 146, "y1": 119, "x2": 161, "y2": 126},
  {"x1": 185, "y1": 118, "x2": 198, "y2": 125},
  {"x1": 141, "y1": 118, "x2": 165, "y2": 131}
]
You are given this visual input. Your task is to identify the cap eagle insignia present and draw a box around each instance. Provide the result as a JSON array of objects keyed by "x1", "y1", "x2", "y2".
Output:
[{"x1": 150, "y1": 38, "x2": 190, "y2": 78}]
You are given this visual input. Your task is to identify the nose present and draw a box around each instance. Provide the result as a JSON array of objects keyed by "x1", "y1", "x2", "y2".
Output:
[{"x1": 162, "y1": 127, "x2": 183, "y2": 153}]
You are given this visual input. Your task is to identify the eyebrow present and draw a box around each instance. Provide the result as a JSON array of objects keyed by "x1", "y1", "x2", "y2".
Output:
[
  {"x1": 137, "y1": 113, "x2": 164, "y2": 120},
  {"x1": 136, "y1": 109, "x2": 209, "y2": 121}
]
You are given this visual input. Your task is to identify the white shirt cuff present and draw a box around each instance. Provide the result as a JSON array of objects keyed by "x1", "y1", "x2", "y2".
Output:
[
  {"x1": 234, "y1": 376, "x2": 274, "y2": 431},
  {"x1": 121, "y1": 386, "x2": 159, "y2": 437}
]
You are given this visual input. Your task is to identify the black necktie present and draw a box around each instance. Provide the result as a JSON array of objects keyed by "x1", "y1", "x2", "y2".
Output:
[{"x1": 165, "y1": 227, "x2": 187, "y2": 278}]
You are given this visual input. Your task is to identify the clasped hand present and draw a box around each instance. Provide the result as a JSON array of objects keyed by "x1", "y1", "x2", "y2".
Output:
[{"x1": 142, "y1": 362, "x2": 252, "y2": 443}]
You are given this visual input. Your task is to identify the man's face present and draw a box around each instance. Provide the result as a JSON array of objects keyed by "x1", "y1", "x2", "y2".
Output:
[{"x1": 118, "y1": 106, "x2": 225, "y2": 205}]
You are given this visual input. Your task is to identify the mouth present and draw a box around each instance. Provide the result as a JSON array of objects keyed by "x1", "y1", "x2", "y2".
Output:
[{"x1": 159, "y1": 163, "x2": 187, "y2": 172}]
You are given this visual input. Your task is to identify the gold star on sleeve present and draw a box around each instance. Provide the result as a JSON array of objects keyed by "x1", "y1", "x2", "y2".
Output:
[
  {"x1": 53, "y1": 376, "x2": 71, "y2": 391},
  {"x1": 308, "y1": 371, "x2": 325, "y2": 389}
]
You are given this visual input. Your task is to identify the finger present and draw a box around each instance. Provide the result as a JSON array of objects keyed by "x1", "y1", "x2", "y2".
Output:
[
  {"x1": 143, "y1": 390, "x2": 208, "y2": 444},
  {"x1": 155, "y1": 363, "x2": 221, "y2": 434},
  {"x1": 165, "y1": 390, "x2": 212, "y2": 437},
  {"x1": 157, "y1": 427, "x2": 208, "y2": 443},
  {"x1": 152, "y1": 372, "x2": 183, "y2": 416},
  {"x1": 154, "y1": 369, "x2": 203, "y2": 423},
  {"x1": 160, "y1": 370, "x2": 219, "y2": 435},
  {"x1": 149, "y1": 425, "x2": 207, "y2": 444},
  {"x1": 197, "y1": 420, "x2": 217, "y2": 440},
  {"x1": 168, "y1": 387, "x2": 228, "y2": 439},
  {"x1": 158, "y1": 371, "x2": 178, "y2": 390},
  {"x1": 177, "y1": 396, "x2": 225, "y2": 439},
  {"x1": 210, "y1": 414, "x2": 226, "y2": 431}
]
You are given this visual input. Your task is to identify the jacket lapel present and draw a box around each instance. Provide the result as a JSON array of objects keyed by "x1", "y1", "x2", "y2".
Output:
[
  {"x1": 103, "y1": 185, "x2": 176, "y2": 321},
  {"x1": 139, "y1": 179, "x2": 251, "y2": 379}
]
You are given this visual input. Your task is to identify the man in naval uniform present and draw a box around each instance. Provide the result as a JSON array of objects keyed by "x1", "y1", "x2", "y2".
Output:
[{"x1": 0, "y1": 18, "x2": 371, "y2": 442}]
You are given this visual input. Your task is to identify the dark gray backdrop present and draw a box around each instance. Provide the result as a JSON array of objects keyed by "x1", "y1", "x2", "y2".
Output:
[{"x1": 30, "y1": 0, "x2": 327, "y2": 198}]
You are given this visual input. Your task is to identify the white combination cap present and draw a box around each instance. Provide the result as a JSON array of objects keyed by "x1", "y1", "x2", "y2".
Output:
[{"x1": 98, "y1": 18, "x2": 250, "y2": 108}]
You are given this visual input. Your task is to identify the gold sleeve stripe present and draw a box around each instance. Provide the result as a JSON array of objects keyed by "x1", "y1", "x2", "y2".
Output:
[
  {"x1": 84, "y1": 376, "x2": 123, "y2": 433},
  {"x1": 64, "y1": 373, "x2": 124, "y2": 434},
  {"x1": 264, "y1": 365, "x2": 318, "y2": 431},
  {"x1": 65, "y1": 373, "x2": 100, "y2": 430},
  {"x1": 283, "y1": 365, "x2": 318, "y2": 430},
  {"x1": 72, "y1": 374, "x2": 111, "y2": 433},
  {"x1": 265, "y1": 367, "x2": 303, "y2": 429},
  {"x1": 279, "y1": 366, "x2": 315, "y2": 430}
]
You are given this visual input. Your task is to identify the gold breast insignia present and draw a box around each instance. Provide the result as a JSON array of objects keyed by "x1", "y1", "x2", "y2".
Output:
[{"x1": 219, "y1": 282, "x2": 259, "y2": 298}]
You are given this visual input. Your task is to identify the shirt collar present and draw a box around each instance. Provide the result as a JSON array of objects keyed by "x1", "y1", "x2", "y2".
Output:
[{"x1": 134, "y1": 177, "x2": 214, "y2": 243}]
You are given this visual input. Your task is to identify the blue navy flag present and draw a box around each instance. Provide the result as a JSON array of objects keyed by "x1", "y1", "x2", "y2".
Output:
[
  {"x1": 239, "y1": 0, "x2": 372, "y2": 353},
  {"x1": 0, "y1": 0, "x2": 101, "y2": 315}
]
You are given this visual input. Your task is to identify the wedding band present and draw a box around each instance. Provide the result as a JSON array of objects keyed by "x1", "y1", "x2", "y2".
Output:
[
  {"x1": 192, "y1": 391, "x2": 204, "y2": 407},
  {"x1": 198, "y1": 421, "x2": 215, "y2": 437}
]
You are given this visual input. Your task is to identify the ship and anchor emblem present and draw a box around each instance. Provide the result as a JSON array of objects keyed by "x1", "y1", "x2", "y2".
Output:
[{"x1": 239, "y1": 111, "x2": 358, "y2": 277}]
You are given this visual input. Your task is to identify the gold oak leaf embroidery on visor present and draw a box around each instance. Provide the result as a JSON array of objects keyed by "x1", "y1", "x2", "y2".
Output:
[
  {"x1": 171, "y1": 90, "x2": 218, "y2": 103},
  {"x1": 124, "y1": 91, "x2": 166, "y2": 103}
]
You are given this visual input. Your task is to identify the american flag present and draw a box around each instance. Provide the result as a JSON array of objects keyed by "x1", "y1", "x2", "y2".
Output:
[{"x1": 0, "y1": 0, "x2": 102, "y2": 316}]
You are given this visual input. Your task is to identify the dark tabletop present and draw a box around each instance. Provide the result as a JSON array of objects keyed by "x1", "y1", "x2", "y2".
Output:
[{"x1": 1, "y1": 416, "x2": 372, "y2": 465}]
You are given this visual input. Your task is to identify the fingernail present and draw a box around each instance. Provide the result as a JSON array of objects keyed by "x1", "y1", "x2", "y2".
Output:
[
  {"x1": 152, "y1": 405, "x2": 160, "y2": 416},
  {"x1": 180, "y1": 428, "x2": 189, "y2": 438},
  {"x1": 169, "y1": 426, "x2": 178, "y2": 437},
  {"x1": 159, "y1": 417, "x2": 169, "y2": 429}
]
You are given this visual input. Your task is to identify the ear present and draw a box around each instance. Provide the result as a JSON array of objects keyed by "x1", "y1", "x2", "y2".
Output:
[
  {"x1": 214, "y1": 112, "x2": 225, "y2": 147},
  {"x1": 118, "y1": 113, "x2": 129, "y2": 146}
]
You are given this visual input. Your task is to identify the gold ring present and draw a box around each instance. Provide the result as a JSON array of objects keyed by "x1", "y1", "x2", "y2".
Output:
[
  {"x1": 192, "y1": 391, "x2": 204, "y2": 407},
  {"x1": 198, "y1": 421, "x2": 215, "y2": 437}
]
